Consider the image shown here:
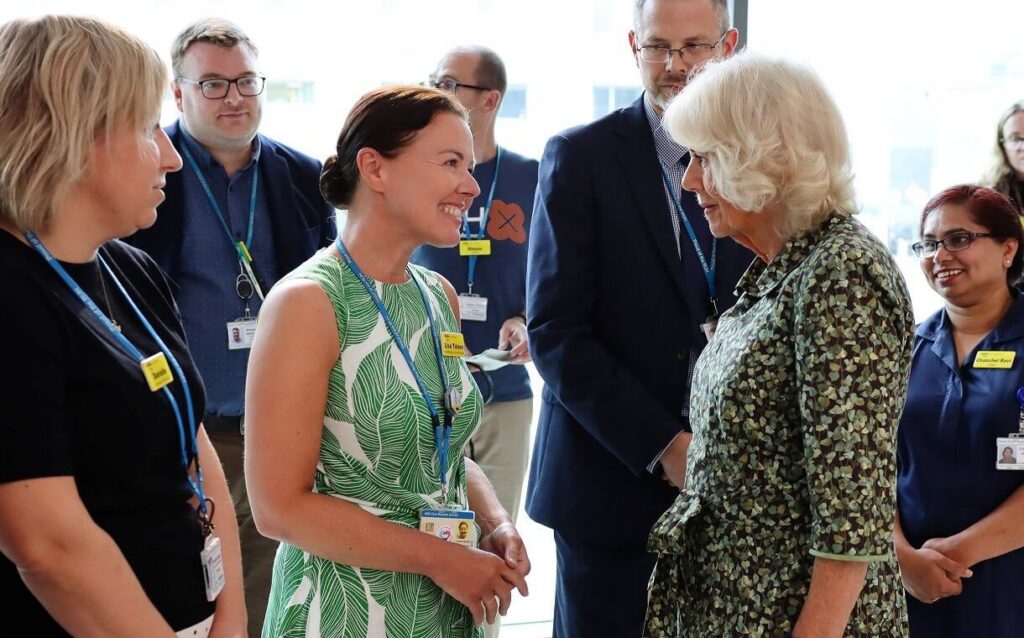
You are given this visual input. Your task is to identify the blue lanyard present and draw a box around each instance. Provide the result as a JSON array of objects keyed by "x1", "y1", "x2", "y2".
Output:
[
  {"x1": 461, "y1": 146, "x2": 503, "y2": 294},
  {"x1": 23, "y1": 232, "x2": 207, "y2": 513},
  {"x1": 180, "y1": 141, "x2": 259, "y2": 262},
  {"x1": 334, "y1": 238, "x2": 456, "y2": 490},
  {"x1": 659, "y1": 166, "x2": 719, "y2": 315}
]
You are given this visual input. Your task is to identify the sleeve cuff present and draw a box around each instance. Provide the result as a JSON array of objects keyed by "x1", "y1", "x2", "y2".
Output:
[
  {"x1": 809, "y1": 549, "x2": 890, "y2": 563},
  {"x1": 647, "y1": 431, "x2": 686, "y2": 474}
]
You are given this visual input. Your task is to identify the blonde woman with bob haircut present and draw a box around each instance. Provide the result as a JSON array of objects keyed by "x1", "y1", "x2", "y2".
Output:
[
  {"x1": 0, "y1": 16, "x2": 244, "y2": 637},
  {"x1": 645, "y1": 52, "x2": 915, "y2": 637}
]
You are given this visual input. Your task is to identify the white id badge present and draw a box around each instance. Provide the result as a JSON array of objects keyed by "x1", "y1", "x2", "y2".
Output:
[
  {"x1": 226, "y1": 317, "x2": 258, "y2": 350},
  {"x1": 458, "y1": 294, "x2": 488, "y2": 322},
  {"x1": 200, "y1": 535, "x2": 226, "y2": 601},
  {"x1": 419, "y1": 508, "x2": 477, "y2": 547},
  {"x1": 995, "y1": 436, "x2": 1024, "y2": 470}
]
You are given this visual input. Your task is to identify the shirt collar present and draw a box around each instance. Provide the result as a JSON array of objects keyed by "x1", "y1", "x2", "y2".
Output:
[
  {"x1": 178, "y1": 120, "x2": 261, "y2": 172},
  {"x1": 643, "y1": 93, "x2": 687, "y2": 168},
  {"x1": 917, "y1": 288, "x2": 1024, "y2": 345},
  {"x1": 736, "y1": 213, "x2": 851, "y2": 298}
]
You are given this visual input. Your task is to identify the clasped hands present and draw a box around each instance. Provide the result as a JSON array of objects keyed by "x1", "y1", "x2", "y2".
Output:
[{"x1": 898, "y1": 534, "x2": 974, "y2": 604}]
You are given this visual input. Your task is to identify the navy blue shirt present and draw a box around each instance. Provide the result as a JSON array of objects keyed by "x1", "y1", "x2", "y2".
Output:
[
  {"x1": 897, "y1": 292, "x2": 1024, "y2": 637},
  {"x1": 174, "y1": 125, "x2": 277, "y2": 417},
  {"x1": 412, "y1": 147, "x2": 537, "y2": 402}
]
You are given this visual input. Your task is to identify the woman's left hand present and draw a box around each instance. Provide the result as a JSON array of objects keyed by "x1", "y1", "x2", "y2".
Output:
[
  {"x1": 480, "y1": 522, "x2": 532, "y2": 583},
  {"x1": 498, "y1": 317, "x2": 531, "y2": 364}
]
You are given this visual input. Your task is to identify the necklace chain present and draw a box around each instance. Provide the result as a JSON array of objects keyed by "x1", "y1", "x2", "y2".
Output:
[{"x1": 97, "y1": 265, "x2": 121, "y2": 332}]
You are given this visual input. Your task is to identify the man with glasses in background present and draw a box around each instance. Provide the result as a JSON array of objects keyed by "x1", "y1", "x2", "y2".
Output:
[
  {"x1": 128, "y1": 18, "x2": 334, "y2": 634},
  {"x1": 525, "y1": 1, "x2": 751, "y2": 635},
  {"x1": 415, "y1": 46, "x2": 538, "y2": 638}
]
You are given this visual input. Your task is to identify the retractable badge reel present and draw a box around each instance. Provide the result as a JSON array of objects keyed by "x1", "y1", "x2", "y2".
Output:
[
  {"x1": 226, "y1": 265, "x2": 259, "y2": 350},
  {"x1": 995, "y1": 387, "x2": 1024, "y2": 470}
]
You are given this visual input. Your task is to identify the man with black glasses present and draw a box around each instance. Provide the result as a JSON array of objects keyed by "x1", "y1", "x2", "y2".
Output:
[
  {"x1": 414, "y1": 46, "x2": 538, "y2": 638},
  {"x1": 127, "y1": 18, "x2": 334, "y2": 634}
]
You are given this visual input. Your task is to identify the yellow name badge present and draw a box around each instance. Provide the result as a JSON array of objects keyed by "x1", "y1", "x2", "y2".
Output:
[
  {"x1": 974, "y1": 351, "x2": 1017, "y2": 369},
  {"x1": 440, "y1": 332, "x2": 466, "y2": 357},
  {"x1": 141, "y1": 352, "x2": 175, "y2": 391},
  {"x1": 459, "y1": 240, "x2": 491, "y2": 256}
]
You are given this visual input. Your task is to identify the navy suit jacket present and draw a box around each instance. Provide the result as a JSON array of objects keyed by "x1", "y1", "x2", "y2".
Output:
[
  {"x1": 525, "y1": 96, "x2": 754, "y2": 546},
  {"x1": 127, "y1": 122, "x2": 335, "y2": 284}
]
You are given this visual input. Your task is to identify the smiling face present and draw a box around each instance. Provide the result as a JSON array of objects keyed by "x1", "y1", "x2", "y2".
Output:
[
  {"x1": 173, "y1": 42, "x2": 262, "y2": 152},
  {"x1": 377, "y1": 112, "x2": 480, "y2": 248},
  {"x1": 81, "y1": 120, "x2": 183, "y2": 237},
  {"x1": 628, "y1": 0, "x2": 734, "y2": 113},
  {"x1": 919, "y1": 202, "x2": 1017, "y2": 307}
]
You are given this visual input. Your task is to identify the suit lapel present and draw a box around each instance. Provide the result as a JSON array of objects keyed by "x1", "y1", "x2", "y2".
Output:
[
  {"x1": 613, "y1": 98, "x2": 690, "y2": 303},
  {"x1": 257, "y1": 137, "x2": 305, "y2": 276}
]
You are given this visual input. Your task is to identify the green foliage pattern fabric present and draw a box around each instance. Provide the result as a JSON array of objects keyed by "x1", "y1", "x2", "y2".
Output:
[
  {"x1": 645, "y1": 215, "x2": 915, "y2": 637},
  {"x1": 263, "y1": 250, "x2": 484, "y2": 638}
]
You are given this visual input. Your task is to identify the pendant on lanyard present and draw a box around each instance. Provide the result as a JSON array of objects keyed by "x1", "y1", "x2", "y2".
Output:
[
  {"x1": 23, "y1": 231, "x2": 223, "y2": 595},
  {"x1": 996, "y1": 387, "x2": 1024, "y2": 471},
  {"x1": 659, "y1": 166, "x2": 719, "y2": 339},
  {"x1": 180, "y1": 141, "x2": 264, "y2": 301},
  {"x1": 334, "y1": 238, "x2": 462, "y2": 504}
]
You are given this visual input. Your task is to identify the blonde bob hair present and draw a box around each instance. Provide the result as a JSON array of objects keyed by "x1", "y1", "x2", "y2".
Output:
[
  {"x1": 664, "y1": 52, "x2": 857, "y2": 238},
  {"x1": 0, "y1": 15, "x2": 167, "y2": 232}
]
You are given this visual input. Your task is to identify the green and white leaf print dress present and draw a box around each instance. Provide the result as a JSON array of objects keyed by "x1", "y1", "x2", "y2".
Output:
[{"x1": 262, "y1": 249, "x2": 484, "y2": 638}]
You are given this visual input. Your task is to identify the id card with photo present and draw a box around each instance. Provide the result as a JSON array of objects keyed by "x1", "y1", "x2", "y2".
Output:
[
  {"x1": 995, "y1": 437, "x2": 1024, "y2": 470},
  {"x1": 419, "y1": 508, "x2": 476, "y2": 547},
  {"x1": 226, "y1": 317, "x2": 258, "y2": 350}
]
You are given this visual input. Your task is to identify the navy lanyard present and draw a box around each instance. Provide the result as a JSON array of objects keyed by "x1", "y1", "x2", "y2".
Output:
[
  {"x1": 462, "y1": 146, "x2": 502, "y2": 294},
  {"x1": 180, "y1": 141, "x2": 259, "y2": 263},
  {"x1": 334, "y1": 237, "x2": 456, "y2": 491},
  {"x1": 23, "y1": 232, "x2": 208, "y2": 513},
  {"x1": 659, "y1": 166, "x2": 719, "y2": 316}
]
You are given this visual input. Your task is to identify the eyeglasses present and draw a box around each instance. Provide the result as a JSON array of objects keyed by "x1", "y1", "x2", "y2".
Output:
[
  {"x1": 1002, "y1": 135, "x2": 1024, "y2": 150},
  {"x1": 424, "y1": 78, "x2": 493, "y2": 94},
  {"x1": 637, "y1": 32, "x2": 729, "y2": 65},
  {"x1": 911, "y1": 231, "x2": 999, "y2": 258},
  {"x1": 177, "y1": 75, "x2": 266, "y2": 99}
]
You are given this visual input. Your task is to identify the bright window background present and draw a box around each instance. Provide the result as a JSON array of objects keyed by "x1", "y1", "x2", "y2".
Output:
[{"x1": 5, "y1": 1, "x2": 1021, "y2": 635}]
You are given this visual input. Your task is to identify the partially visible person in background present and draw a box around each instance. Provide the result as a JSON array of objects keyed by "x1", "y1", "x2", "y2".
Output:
[
  {"x1": 127, "y1": 18, "x2": 335, "y2": 633},
  {"x1": 896, "y1": 184, "x2": 1024, "y2": 638},
  {"x1": 0, "y1": 15, "x2": 244, "y2": 637},
  {"x1": 984, "y1": 101, "x2": 1024, "y2": 212},
  {"x1": 415, "y1": 47, "x2": 537, "y2": 638}
]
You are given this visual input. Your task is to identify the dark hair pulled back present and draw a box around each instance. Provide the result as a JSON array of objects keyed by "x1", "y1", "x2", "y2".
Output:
[{"x1": 320, "y1": 85, "x2": 468, "y2": 208}]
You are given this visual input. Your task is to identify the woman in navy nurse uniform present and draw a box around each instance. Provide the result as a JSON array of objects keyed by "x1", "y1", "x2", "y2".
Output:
[{"x1": 895, "y1": 184, "x2": 1024, "y2": 637}]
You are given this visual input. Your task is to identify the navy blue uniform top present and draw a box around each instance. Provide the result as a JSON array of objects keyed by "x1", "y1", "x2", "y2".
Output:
[
  {"x1": 174, "y1": 125, "x2": 276, "y2": 418},
  {"x1": 897, "y1": 291, "x2": 1024, "y2": 637},
  {"x1": 411, "y1": 147, "x2": 538, "y2": 403}
]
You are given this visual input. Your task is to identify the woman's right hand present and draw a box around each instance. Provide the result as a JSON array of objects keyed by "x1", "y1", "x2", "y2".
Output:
[
  {"x1": 428, "y1": 543, "x2": 528, "y2": 626},
  {"x1": 897, "y1": 545, "x2": 972, "y2": 603}
]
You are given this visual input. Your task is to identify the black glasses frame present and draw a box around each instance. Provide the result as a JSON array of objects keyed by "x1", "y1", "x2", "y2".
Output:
[
  {"x1": 177, "y1": 75, "x2": 267, "y2": 99},
  {"x1": 424, "y1": 78, "x2": 494, "y2": 93},
  {"x1": 911, "y1": 231, "x2": 999, "y2": 258}
]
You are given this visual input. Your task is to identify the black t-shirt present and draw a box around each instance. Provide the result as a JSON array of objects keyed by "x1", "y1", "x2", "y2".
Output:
[{"x1": 0, "y1": 230, "x2": 214, "y2": 633}]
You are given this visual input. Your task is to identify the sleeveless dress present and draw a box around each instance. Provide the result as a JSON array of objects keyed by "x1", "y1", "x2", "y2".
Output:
[{"x1": 262, "y1": 249, "x2": 484, "y2": 638}]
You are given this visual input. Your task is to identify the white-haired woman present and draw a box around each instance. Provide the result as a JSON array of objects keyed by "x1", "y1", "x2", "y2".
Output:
[
  {"x1": 0, "y1": 16, "x2": 244, "y2": 637},
  {"x1": 645, "y1": 53, "x2": 914, "y2": 637}
]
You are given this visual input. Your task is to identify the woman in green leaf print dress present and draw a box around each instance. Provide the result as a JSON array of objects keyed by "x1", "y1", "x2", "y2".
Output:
[
  {"x1": 244, "y1": 86, "x2": 530, "y2": 637},
  {"x1": 644, "y1": 53, "x2": 915, "y2": 637}
]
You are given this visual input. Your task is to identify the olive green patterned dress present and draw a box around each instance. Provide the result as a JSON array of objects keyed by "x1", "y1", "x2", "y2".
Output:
[
  {"x1": 262, "y1": 249, "x2": 484, "y2": 638},
  {"x1": 645, "y1": 215, "x2": 915, "y2": 637}
]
